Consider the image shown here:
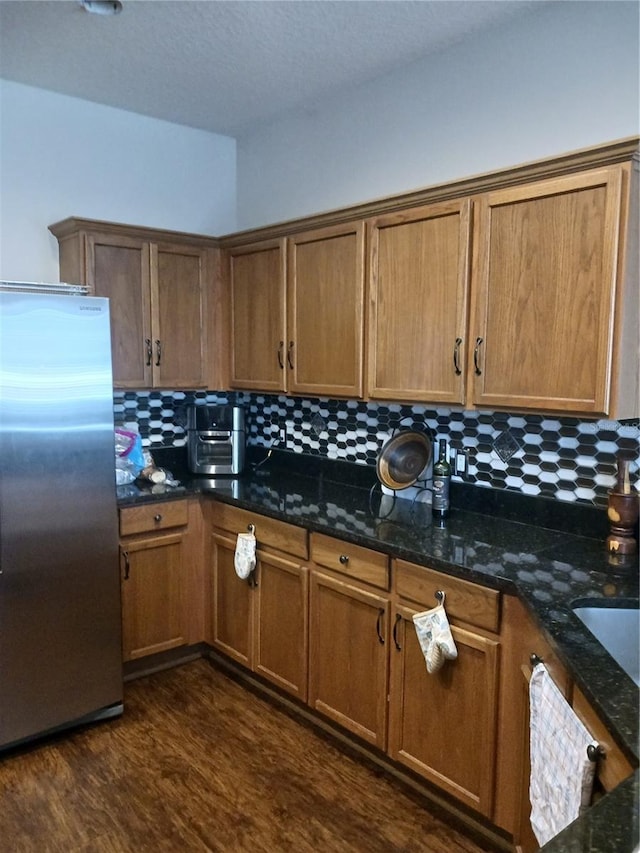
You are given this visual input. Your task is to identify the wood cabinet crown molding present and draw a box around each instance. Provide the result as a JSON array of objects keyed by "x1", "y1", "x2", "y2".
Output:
[
  {"x1": 48, "y1": 138, "x2": 638, "y2": 251},
  {"x1": 218, "y1": 136, "x2": 640, "y2": 248},
  {"x1": 49, "y1": 216, "x2": 221, "y2": 249}
]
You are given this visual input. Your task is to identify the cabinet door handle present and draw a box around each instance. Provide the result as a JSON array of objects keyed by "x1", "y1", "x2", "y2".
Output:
[
  {"x1": 287, "y1": 341, "x2": 294, "y2": 369},
  {"x1": 473, "y1": 337, "x2": 484, "y2": 375},
  {"x1": 339, "y1": 554, "x2": 349, "y2": 565},
  {"x1": 277, "y1": 341, "x2": 284, "y2": 369},
  {"x1": 122, "y1": 550, "x2": 130, "y2": 580},
  {"x1": 145, "y1": 338, "x2": 152, "y2": 366},
  {"x1": 155, "y1": 339, "x2": 162, "y2": 366},
  {"x1": 376, "y1": 608, "x2": 385, "y2": 645},
  {"x1": 453, "y1": 337, "x2": 463, "y2": 375},
  {"x1": 392, "y1": 613, "x2": 402, "y2": 650}
]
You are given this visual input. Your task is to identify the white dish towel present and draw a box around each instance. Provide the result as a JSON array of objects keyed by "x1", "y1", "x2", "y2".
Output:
[
  {"x1": 412, "y1": 594, "x2": 458, "y2": 674},
  {"x1": 529, "y1": 662, "x2": 598, "y2": 846},
  {"x1": 234, "y1": 531, "x2": 256, "y2": 579}
]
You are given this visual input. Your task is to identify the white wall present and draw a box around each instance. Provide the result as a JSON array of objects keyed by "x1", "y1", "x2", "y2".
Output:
[
  {"x1": 236, "y1": 1, "x2": 640, "y2": 230},
  {"x1": 0, "y1": 80, "x2": 236, "y2": 282}
]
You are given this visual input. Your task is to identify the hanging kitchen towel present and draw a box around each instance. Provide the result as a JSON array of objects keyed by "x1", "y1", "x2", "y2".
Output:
[
  {"x1": 412, "y1": 595, "x2": 458, "y2": 674},
  {"x1": 234, "y1": 531, "x2": 256, "y2": 580},
  {"x1": 529, "y1": 662, "x2": 598, "y2": 847}
]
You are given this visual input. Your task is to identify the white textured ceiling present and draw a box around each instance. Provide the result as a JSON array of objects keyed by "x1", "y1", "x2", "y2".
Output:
[{"x1": 0, "y1": 0, "x2": 544, "y2": 137}]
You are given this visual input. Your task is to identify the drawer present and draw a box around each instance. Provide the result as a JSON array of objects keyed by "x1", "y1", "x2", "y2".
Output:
[
  {"x1": 119, "y1": 500, "x2": 189, "y2": 537},
  {"x1": 571, "y1": 687, "x2": 636, "y2": 792},
  {"x1": 395, "y1": 559, "x2": 500, "y2": 633},
  {"x1": 211, "y1": 502, "x2": 308, "y2": 560},
  {"x1": 311, "y1": 532, "x2": 389, "y2": 590}
]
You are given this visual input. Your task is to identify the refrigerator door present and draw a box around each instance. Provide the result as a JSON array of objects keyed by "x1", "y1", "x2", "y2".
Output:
[{"x1": 0, "y1": 291, "x2": 123, "y2": 748}]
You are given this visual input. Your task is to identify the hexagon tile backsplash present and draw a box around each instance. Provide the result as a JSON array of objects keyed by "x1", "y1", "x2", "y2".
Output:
[{"x1": 114, "y1": 390, "x2": 640, "y2": 510}]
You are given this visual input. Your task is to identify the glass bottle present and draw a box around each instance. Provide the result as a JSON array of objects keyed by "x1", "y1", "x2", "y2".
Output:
[{"x1": 432, "y1": 439, "x2": 451, "y2": 520}]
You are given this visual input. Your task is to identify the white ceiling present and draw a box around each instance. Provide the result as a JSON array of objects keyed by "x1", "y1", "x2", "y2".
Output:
[{"x1": 0, "y1": 0, "x2": 545, "y2": 137}]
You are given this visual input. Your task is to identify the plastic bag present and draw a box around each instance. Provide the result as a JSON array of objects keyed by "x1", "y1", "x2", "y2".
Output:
[
  {"x1": 115, "y1": 427, "x2": 145, "y2": 485},
  {"x1": 138, "y1": 448, "x2": 181, "y2": 488}
]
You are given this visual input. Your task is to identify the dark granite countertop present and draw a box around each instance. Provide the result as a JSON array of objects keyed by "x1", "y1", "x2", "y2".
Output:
[{"x1": 118, "y1": 446, "x2": 639, "y2": 853}]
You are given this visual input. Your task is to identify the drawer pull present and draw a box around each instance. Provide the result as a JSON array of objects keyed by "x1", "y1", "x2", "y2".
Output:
[
  {"x1": 339, "y1": 554, "x2": 349, "y2": 565},
  {"x1": 247, "y1": 523, "x2": 256, "y2": 533},
  {"x1": 154, "y1": 514, "x2": 162, "y2": 523},
  {"x1": 376, "y1": 608, "x2": 385, "y2": 645}
]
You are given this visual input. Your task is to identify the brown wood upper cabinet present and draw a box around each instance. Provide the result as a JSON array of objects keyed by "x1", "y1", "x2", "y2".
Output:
[
  {"x1": 226, "y1": 239, "x2": 287, "y2": 392},
  {"x1": 367, "y1": 199, "x2": 472, "y2": 405},
  {"x1": 469, "y1": 164, "x2": 638, "y2": 418},
  {"x1": 227, "y1": 222, "x2": 366, "y2": 397},
  {"x1": 49, "y1": 218, "x2": 215, "y2": 389},
  {"x1": 287, "y1": 222, "x2": 365, "y2": 398}
]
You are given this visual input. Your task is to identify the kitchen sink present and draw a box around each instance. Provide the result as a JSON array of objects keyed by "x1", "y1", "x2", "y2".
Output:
[{"x1": 572, "y1": 601, "x2": 639, "y2": 687}]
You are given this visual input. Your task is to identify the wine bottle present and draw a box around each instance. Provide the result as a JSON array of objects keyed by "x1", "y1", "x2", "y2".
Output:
[{"x1": 432, "y1": 439, "x2": 451, "y2": 520}]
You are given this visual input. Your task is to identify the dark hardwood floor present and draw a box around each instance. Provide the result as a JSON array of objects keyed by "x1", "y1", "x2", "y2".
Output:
[{"x1": 0, "y1": 660, "x2": 497, "y2": 852}]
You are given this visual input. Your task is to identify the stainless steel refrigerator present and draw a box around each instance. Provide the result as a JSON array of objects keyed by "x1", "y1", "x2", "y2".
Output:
[{"x1": 0, "y1": 283, "x2": 123, "y2": 750}]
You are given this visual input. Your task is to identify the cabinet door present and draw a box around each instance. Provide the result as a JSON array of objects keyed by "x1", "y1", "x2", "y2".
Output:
[
  {"x1": 227, "y1": 240, "x2": 287, "y2": 392},
  {"x1": 152, "y1": 243, "x2": 208, "y2": 388},
  {"x1": 308, "y1": 571, "x2": 389, "y2": 749},
  {"x1": 367, "y1": 200, "x2": 471, "y2": 404},
  {"x1": 254, "y1": 552, "x2": 309, "y2": 701},
  {"x1": 287, "y1": 222, "x2": 365, "y2": 398},
  {"x1": 470, "y1": 167, "x2": 623, "y2": 414},
  {"x1": 87, "y1": 233, "x2": 152, "y2": 388},
  {"x1": 388, "y1": 604, "x2": 499, "y2": 817},
  {"x1": 209, "y1": 532, "x2": 253, "y2": 668},
  {"x1": 120, "y1": 533, "x2": 186, "y2": 661}
]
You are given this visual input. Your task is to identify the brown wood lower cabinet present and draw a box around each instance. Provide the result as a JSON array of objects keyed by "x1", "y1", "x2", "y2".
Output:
[
  {"x1": 308, "y1": 570, "x2": 390, "y2": 749},
  {"x1": 390, "y1": 559, "x2": 501, "y2": 818},
  {"x1": 209, "y1": 531, "x2": 253, "y2": 667},
  {"x1": 388, "y1": 603, "x2": 500, "y2": 817},
  {"x1": 120, "y1": 532, "x2": 187, "y2": 661},
  {"x1": 253, "y1": 549, "x2": 309, "y2": 697},
  {"x1": 119, "y1": 499, "x2": 205, "y2": 664},
  {"x1": 203, "y1": 503, "x2": 637, "y2": 848},
  {"x1": 500, "y1": 597, "x2": 637, "y2": 852},
  {"x1": 207, "y1": 506, "x2": 309, "y2": 701}
]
